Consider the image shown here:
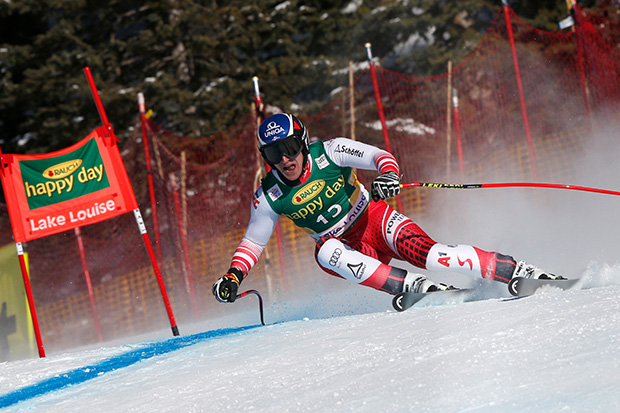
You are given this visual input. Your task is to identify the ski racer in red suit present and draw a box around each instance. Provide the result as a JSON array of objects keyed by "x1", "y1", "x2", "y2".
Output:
[{"x1": 213, "y1": 113, "x2": 563, "y2": 303}]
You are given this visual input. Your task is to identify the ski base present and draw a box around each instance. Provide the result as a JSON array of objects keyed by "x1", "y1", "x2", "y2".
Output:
[
  {"x1": 508, "y1": 277, "x2": 580, "y2": 297},
  {"x1": 392, "y1": 289, "x2": 470, "y2": 312}
]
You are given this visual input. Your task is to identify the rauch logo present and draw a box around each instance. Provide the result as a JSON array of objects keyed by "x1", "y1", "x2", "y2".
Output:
[
  {"x1": 42, "y1": 160, "x2": 83, "y2": 179},
  {"x1": 292, "y1": 180, "x2": 325, "y2": 205}
]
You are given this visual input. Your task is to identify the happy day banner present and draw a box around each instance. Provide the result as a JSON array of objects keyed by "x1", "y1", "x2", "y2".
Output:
[{"x1": 0, "y1": 125, "x2": 138, "y2": 242}]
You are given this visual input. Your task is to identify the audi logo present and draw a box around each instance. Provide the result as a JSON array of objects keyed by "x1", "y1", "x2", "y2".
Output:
[{"x1": 329, "y1": 248, "x2": 342, "y2": 266}]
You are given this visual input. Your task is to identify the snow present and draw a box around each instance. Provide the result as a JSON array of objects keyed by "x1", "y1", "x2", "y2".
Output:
[
  {"x1": 274, "y1": 1, "x2": 290, "y2": 13},
  {"x1": 340, "y1": 0, "x2": 362, "y2": 15},
  {"x1": 364, "y1": 117, "x2": 436, "y2": 135},
  {"x1": 393, "y1": 27, "x2": 437, "y2": 56},
  {"x1": 332, "y1": 60, "x2": 369, "y2": 76},
  {"x1": 2, "y1": 121, "x2": 620, "y2": 412},
  {"x1": 2, "y1": 264, "x2": 620, "y2": 412}
]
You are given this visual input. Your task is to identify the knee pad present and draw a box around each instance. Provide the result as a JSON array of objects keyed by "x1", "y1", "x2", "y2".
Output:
[{"x1": 316, "y1": 238, "x2": 381, "y2": 284}]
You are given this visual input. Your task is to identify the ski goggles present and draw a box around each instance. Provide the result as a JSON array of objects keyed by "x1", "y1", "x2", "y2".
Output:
[{"x1": 260, "y1": 136, "x2": 304, "y2": 164}]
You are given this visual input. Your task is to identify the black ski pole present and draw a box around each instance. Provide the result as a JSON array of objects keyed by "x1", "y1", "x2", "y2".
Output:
[{"x1": 236, "y1": 289, "x2": 265, "y2": 326}]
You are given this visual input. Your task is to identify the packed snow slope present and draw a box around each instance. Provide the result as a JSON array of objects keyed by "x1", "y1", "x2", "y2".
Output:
[
  {"x1": 4, "y1": 128, "x2": 620, "y2": 412},
  {"x1": 1, "y1": 263, "x2": 620, "y2": 412}
]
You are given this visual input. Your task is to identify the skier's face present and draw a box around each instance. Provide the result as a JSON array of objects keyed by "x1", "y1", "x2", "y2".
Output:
[{"x1": 274, "y1": 151, "x2": 304, "y2": 181}]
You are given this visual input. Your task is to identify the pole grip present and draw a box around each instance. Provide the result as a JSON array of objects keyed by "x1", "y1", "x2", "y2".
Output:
[
  {"x1": 365, "y1": 42, "x2": 372, "y2": 60},
  {"x1": 137, "y1": 92, "x2": 146, "y2": 114},
  {"x1": 252, "y1": 76, "x2": 260, "y2": 97}
]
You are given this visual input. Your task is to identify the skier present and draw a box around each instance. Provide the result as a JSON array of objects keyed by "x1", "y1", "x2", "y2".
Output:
[{"x1": 212, "y1": 113, "x2": 563, "y2": 303}]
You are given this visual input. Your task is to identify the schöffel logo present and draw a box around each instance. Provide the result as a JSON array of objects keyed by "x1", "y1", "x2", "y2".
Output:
[
  {"x1": 42, "y1": 160, "x2": 83, "y2": 179},
  {"x1": 262, "y1": 121, "x2": 286, "y2": 139},
  {"x1": 292, "y1": 180, "x2": 325, "y2": 205},
  {"x1": 335, "y1": 144, "x2": 364, "y2": 158}
]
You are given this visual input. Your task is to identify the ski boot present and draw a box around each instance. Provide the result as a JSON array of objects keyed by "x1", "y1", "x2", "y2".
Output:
[
  {"x1": 512, "y1": 261, "x2": 566, "y2": 281},
  {"x1": 403, "y1": 273, "x2": 456, "y2": 294}
]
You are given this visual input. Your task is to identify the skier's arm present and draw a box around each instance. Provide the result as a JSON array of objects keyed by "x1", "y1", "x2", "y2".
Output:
[
  {"x1": 213, "y1": 187, "x2": 279, "y2": 303},
  {"x1": 324, "y1": 137, "x2": 401, "y2": 200},
  {"x1": 323, "y1": 137, "x2": 399, "y2": 174},
  {"x1": 235, "y1": 187, "x2": 279, "y2": 269}
]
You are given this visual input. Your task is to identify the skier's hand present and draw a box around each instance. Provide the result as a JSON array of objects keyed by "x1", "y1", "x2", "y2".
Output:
[
  {"x1": 212, "y1": 268, "x2": 244, "y2": 303},
  {"x1": 371, "y1": 171, "x2": 401, "y2": 201}
]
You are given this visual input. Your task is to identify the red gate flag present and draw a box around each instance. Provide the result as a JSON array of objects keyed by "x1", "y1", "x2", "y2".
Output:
[{"x1": 0, "y1": 126, "x2": 138, "y2": 242}]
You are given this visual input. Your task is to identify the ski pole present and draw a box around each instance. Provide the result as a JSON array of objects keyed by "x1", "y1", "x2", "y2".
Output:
[
  {"x1": 236, "y1": 289, "x2": 266, "y2": 326},
  {"x1": 401, "y1": 181, "x2": 620, "y2": 197}
]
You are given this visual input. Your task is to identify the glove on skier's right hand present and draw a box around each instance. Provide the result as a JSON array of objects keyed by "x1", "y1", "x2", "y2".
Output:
[{"x1": 212, "y1": 268, "x2": 244, "y2": 303}]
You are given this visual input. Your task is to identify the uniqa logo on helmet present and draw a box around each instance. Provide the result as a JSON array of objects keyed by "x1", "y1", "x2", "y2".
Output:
[{"x1": 261, "y1": 120, "x2": 286, "y2": 140}]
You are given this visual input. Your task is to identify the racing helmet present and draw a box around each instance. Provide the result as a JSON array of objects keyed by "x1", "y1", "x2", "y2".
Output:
[{"x1": 257, "y1": 113, "x2": 309, "y2": 165}]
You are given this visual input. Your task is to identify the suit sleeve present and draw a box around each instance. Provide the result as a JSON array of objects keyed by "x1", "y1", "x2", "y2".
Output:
[
  {"x1": 229, "y1": 187, "x2": 279, "y2": 275},
  {"x1": 323, "y1": 137, "x2": 399, "y2": 175}
]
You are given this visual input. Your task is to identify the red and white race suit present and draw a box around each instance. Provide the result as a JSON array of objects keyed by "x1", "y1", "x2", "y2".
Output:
[{"x1": 228, "y1": 138, "x2": 516, "y2": 295}]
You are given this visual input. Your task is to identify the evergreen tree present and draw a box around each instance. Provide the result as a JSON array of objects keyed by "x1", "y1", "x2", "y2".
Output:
[{"x1": 0, "y1": 0, "x2": 593, "y2": 155}]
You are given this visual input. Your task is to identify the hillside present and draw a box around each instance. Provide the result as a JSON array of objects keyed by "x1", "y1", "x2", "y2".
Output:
[
  {"x1": 1, "y1": 266, "x2": 620, "y2": 411},
  {"x1": 0, "y1": 0, "x2": 594, "y2": 153}
]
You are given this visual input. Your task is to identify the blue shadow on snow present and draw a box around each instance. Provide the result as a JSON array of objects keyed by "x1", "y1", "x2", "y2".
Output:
[{"x1": 0, "y1": 325, "x2": 260, "y2": 408}]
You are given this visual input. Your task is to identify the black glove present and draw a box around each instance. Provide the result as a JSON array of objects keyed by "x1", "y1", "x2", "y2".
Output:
[
  {"x1": 371, "y1": 171, "x2": 401, "y2": 201},
  {"x1": 212, "y1": 268, "x2": 244, "y2": 303}
]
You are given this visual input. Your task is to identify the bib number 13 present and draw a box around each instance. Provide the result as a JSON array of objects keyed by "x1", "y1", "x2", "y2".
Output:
[{"x1": 316, "y1": 204, "x2": 342, "y2": 225}]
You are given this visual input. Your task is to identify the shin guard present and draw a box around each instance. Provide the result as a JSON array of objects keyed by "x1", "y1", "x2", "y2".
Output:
[
  {"x1": 425, "y1": 243, "x2": 517, "y2": 283},
  {"x1": 425, "y1": 243, "x2": 483, "y2": 277}
]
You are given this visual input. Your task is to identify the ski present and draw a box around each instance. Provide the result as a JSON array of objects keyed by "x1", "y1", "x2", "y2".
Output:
[
  {"x1": 393, "y1": 277, "x2": 582, "y2": 311},
  {"x1": 392, "y1": 289, "x2": 471, "y2": 312},
  {"x1": 507, "y1": 277, "x2": 580, "y2": 297}
]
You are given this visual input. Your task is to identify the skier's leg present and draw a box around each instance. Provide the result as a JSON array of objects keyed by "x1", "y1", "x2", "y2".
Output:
[
  {"x1": 378, "y1": 204, "x2": 519, "y2": 283},
  {"x1": 314, "y1": 237, "x2": 451, "y2": 294},
  {"x1": 426, "y1": 244, "x2": 565, "y2": 281},
  {"x1": 364, "y1": 200, "x2": 436, "y2": 269},
  {"x1": 315, "y1": 237, "x2": 408, "y2": 294},
  {"x1": 365, "y1": 201, "x2": 561, "y2": 284},
  {"x1": 425, "y1": 244, "x2": 517, "y2": 283}
]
